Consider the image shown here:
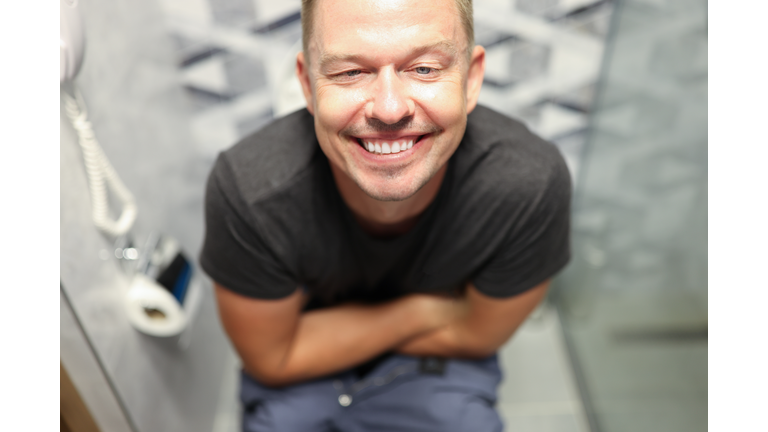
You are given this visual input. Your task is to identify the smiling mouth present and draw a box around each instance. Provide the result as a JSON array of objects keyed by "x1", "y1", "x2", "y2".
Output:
[{"x1": 355, "y1": 135, "x2": 427, "y2": 155}]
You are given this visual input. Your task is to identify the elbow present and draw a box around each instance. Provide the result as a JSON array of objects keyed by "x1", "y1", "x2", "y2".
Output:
[
  {"x1": 251, "y1": 375, "x2": 291, "y2": 389},
  {"x1": 455, "y1": 336, "x2": 503, "y2": 359},
  {"x1": 438, "y1": 329, "x2": 503, "y2": 359},
  {"x1": 242, "y1": 355, "x2": 312, "y2": 389},
  {"x1": 243, "y1": 365, "x2": 296, "y2": 389}
]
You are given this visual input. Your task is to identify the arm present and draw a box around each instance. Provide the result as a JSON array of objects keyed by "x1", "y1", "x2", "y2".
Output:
[
  {"x1": 395, "y1": 279, "x2": 550, "y2": 358},
  {"x1": 214, "y1": 283, "x2": 461, "y2": 387}
]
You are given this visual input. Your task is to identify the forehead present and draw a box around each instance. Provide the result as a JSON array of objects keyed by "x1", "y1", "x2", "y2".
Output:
[{"x1": 309, "y1": 0, "x2": 464, "y2": 63}]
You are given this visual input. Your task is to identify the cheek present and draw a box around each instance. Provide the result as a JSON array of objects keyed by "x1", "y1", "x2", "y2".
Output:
[
  {"x1": 410, "y1": 82, "x2": 440, "y2": 103},
  {"x1": 412, "y1": 80, "x2": 467, "y2": 125},
  {"x1": 315, "y1": 85, "x2": 368, "y2": 131}
]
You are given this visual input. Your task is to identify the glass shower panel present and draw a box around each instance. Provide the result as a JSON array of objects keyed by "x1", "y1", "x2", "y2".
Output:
[{"x1": 554, "y1": 0, "x2": 707, "y2": 431}]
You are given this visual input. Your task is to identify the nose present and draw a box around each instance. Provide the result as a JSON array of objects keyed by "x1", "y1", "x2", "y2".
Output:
[{"x1": 366, "y1": 68, "x2": 415, "y2": 125}]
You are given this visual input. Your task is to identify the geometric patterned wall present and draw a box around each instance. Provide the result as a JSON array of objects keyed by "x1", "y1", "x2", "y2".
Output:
[{"x1": 157, "y1": 0, "x2": 614, "y2": 181}]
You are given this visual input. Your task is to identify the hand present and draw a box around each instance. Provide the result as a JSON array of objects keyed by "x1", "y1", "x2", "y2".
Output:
[
  {"x1": 397, "y1": 280, "x2": 552, "y2": 358},
  {"x1": 406, "y1": 293, "x2": 469, "y2": 332},
  {"x1": 396, "y1": 294, "x2": 466, "y2": 356}
]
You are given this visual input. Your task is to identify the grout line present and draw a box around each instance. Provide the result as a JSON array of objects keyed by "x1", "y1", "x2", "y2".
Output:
[
  {"x1": 497, "y1": 302, "x2": 591, "y2": 431},
  {"x1": 551, "y1": 304, "x2": 596, "y2": 432},
  {"x1": 554, "y1": 302, "x2": 600, "y2": 432},
  {"x1": 498, "y1": 400, "x2": 583, "y2": 416}
]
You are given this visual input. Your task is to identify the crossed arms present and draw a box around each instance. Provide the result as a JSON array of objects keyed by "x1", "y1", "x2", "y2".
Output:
[{"x1": 215, "y1": 279, "x2": 549, "y2": 387}]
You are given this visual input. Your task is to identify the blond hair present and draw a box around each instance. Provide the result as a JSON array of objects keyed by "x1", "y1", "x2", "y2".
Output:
[{"x1": 300, "y1": 0, "x2": 475, "y2": 62}]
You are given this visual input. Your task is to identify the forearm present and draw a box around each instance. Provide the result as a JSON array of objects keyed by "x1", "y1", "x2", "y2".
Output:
[
  {"x1": 394, "y1": 316, "x2": 501, "y2": 359},
  {"x1": 243, "y1": 296, "x2": 444, "y2": 387},
  {"x1": 395, "y1": 281, "x2": 550, "y2": 359}
]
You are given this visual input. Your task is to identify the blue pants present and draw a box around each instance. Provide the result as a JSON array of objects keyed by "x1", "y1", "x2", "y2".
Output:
[{"x1": 240, "y1": 354, "x2": 503, "y2": 432}]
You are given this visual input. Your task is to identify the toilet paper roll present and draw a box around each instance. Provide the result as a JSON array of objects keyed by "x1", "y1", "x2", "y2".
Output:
[{"x1": 125, "y1": 274, "x2": 187, "y2": 337}]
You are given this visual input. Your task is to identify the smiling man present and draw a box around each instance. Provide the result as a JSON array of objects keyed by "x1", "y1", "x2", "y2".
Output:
[{"x1": 200, "y1": 0, "x2": 571, "y2": 430}]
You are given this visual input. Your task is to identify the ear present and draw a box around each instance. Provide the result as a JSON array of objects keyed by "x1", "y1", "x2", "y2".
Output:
[
  {"x1": 296, "y1": 51, "x2": 315, "y2": 116},
  {"x1": 465, "y1": 45, "x2": 486, "y2": 114}
]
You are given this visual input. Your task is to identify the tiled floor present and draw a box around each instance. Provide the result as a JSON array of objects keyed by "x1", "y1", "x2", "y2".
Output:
[{"x1": 497, "y1": 302, "x2": 590, "y2": 432}]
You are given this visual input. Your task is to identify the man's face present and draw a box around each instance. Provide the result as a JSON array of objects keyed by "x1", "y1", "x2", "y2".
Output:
[{"x1": 297, "y1": 0, "x2": 485, "y2": 201}]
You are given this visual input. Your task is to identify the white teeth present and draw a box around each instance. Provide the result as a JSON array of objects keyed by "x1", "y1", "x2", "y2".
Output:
[{"x1": 363, "y1": 139, "x2": 414, "y2": 155}]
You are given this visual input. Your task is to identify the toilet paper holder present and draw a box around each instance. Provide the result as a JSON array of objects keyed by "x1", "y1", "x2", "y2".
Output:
[{"x1": 118, "y1": 233, "x2": 199, "y2": 339}]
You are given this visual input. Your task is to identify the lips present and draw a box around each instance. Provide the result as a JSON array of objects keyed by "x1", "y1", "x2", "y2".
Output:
[{"x1": 355, "y1": 135, "x2": 424, "y2": 155}]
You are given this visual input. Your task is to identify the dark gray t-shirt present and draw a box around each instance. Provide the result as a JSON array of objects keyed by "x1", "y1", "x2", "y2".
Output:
[{"x1": 200, "y1": 105, "x2": 571, "y2": 310}]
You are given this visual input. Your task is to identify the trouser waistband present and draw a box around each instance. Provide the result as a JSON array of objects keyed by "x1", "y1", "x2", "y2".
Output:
[{"x1": 353, "y1": 352, "x2": 447, "y2": 378}]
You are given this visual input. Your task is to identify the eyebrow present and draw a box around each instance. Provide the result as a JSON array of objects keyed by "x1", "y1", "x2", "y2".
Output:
[{"x1": 318, "y1": 40, "x2": 458, "y2": 71}]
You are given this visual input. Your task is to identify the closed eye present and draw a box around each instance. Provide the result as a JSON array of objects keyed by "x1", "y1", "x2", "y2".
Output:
[
  {"x1": 330, "y1": 69, "x2": 365, "y2": 83},
  {"x1": 329, "y1": 69, "x2": 365, "y2": 82}
]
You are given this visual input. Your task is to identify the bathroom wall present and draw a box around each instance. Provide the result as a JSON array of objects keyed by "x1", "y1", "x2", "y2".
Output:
[
  {"x1": 60, "y1": 0, "x2": 236, "y2": 430},
  {"x1": 554, "y1": 0, "x2": 708, "y2": 430}
]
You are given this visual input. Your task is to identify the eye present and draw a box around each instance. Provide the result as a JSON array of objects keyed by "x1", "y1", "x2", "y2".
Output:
[
  {"x1": 414, "y1": 67, "x2": 434, "y2": 75},
  {"x1": 331, "y1": 69, "x2": 364, "y2": 82},
  {"x1": 330, "y1": 69, "x2": 364, "y2": 82}
]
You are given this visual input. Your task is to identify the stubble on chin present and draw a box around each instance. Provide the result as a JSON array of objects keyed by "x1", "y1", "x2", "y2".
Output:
[{"x1": 352, "y1": 162, "x2": 434, "y2": 202}]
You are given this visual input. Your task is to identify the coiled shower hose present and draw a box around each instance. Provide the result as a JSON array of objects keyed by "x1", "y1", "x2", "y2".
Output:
[{"x1": 62, "y1": 87, "x2": 137, "y2": 238}]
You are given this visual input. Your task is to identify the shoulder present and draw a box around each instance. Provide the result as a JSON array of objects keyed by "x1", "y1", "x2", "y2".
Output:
[
  {"x1": 456, "y1": 105, "x2": 571, "y2": 204},
  {"x1": 210, "y1": 109, "x2": 319, "y2": 205}
]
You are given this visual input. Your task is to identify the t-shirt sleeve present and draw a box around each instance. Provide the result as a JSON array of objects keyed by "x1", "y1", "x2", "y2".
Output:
[
  {"x1": 199, "y1": 155, "x2": 299, "y2": 299},
  {"x1": 472, "y1": 156, "x2": 572, "y2": 298}
]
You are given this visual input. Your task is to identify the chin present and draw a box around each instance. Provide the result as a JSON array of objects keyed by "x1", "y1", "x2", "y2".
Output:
[
  {"x1": 354, "y1": 172, "x2": 430, "y2": 202},
  {"x1": 361, "y1": 187, "x2": 418, "y2": 202}
]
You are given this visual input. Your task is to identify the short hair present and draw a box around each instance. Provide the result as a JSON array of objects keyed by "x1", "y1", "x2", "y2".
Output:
[{"x1": 300, "y1": 0, "x2": 475, "y2": 63}]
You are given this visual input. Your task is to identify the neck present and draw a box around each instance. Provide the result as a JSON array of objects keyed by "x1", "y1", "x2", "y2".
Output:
[{"x1": 330, "y1": 164, "x2": 448, "y2": 238}]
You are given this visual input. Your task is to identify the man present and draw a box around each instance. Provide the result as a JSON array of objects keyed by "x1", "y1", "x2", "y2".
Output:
[{"x1": 200, "y1": 0, "x2": 571, "y2": 430}]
